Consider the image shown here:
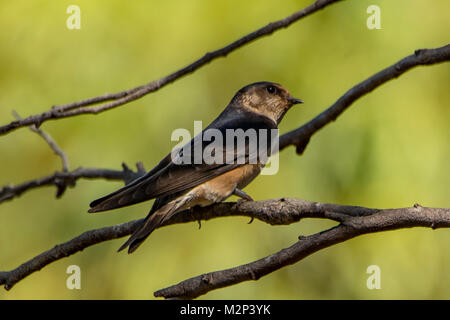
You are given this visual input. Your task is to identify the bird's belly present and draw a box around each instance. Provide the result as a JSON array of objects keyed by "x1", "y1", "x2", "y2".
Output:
[{"x1": 187, "y1": 163, "x2": 262, "y2": 207}]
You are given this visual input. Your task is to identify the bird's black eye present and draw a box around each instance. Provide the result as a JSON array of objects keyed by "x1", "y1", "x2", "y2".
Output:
[{"x1": 266, "y1": 85, "x2": 276, "y2": 94}]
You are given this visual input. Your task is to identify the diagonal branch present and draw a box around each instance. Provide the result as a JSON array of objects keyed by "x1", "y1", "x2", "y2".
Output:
[
  {"x1": 0, "y1": 0, "x2": 342, "y2": 136},
  {"x1": 12, "y1": 111, "x2": 70, "y2": 173},
  {"x1": 154, "y1": 204, "x2": 450, "y2": 299},
  {"x1": 279, "y1": 44, "x2": 450, "y2": 154}
]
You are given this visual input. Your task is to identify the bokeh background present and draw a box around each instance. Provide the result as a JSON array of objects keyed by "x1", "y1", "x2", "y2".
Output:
[{"x1": 1, "y1": 0, "x2": 449, "y2": 299}]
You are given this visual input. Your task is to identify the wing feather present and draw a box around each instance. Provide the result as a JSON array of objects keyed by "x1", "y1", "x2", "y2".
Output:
[{"x1": 89, "y1": 110, "x2": 276, "y2": 213}]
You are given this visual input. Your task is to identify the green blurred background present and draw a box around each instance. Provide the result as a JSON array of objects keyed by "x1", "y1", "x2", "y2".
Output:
[{"x1": 1, "y1": 0, "x2": 449, "y2": 299}]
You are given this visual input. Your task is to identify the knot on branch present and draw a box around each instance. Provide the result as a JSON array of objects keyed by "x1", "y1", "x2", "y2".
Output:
[
  {"x1": 121, "y1": 162, "x2": 146, "y2": 185},
  {"x1": 414, "y1": 49, "x2": 426, "y2": 56},
  {"x1": 201, "y1": 274, "x2": 212, "y2": 284},
  {"x1": 0, "y1": 184, "x2": 14, "y2": 202},
  {"x1": 295, "y1": 137, "x2": 310, "y2": 155}
]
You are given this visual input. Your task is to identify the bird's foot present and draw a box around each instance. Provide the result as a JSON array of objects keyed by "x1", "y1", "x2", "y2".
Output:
[
  {"x1": 233, "y1": 189, "x2": 254, "y2": 224},
  {"x1": 189, "y1": 206, "x2": 202, "y2": 229},
  {"x1": 233, "y1": 188, "x2": 254, "y2": 201}
]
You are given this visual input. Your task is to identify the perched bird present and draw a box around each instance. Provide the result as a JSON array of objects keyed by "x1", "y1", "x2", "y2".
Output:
[{"x1": 88, "y1": 81, "x2": 303, "y2": 253}]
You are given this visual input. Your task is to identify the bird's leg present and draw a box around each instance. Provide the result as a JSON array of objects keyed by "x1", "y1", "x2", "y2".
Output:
[
  {"x1": 233, "y1": 188, "x2": 254, "y2": 201},
  {"x1": 233, "y1": 188, "x2": 255, "y2": 224},
  {"x1": 189, "y1": 206, "x2": 202, "y2": 229}
]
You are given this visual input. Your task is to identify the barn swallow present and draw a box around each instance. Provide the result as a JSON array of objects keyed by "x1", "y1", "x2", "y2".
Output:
[{"x1": 88, "y1": 81, "x2": 303, "y2": 253}]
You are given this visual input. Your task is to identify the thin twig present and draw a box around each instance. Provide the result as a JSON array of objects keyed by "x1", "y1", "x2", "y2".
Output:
[
  {"x1": 12, "y1": 110, "x2": 69, "y2": 172},
  {"x1": 0, "y1": 0, "x2": 342, "y2": 136},
  {"x1": 0, "y1": 163, "x2": 146, "y2": 203}
]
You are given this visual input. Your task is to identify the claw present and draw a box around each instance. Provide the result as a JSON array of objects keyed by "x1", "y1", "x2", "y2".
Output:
[
  {"x1": 233, "y1": 188, "x2": 254, "y2": 201},
  {"x1": 233, "y1": 189, "x2": 254, "y2": 224},
  {"x1": 189, "y1": 206, "x2": 202, "y2": 229}
]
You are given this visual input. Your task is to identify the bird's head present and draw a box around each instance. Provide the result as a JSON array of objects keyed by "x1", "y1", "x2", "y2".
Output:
[{"x1": 231, "y1": 81, "x2": 303, "y2": 123}]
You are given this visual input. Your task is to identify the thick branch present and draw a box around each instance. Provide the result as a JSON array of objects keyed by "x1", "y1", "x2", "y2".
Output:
[
  {"x1": 1, "y1": 199, "x2": 448, "y2": 293},
  {"x1": 154, "y1": 204, "x2": 450, "y2": 299},
  {"x1": 0, "y1": 0, "x2": 342, "y2": 136}
]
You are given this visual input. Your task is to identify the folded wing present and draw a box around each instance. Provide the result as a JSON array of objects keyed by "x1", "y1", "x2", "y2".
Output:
[{"x1": 88, "y1": 110, "x2": 276, "y2": 213}]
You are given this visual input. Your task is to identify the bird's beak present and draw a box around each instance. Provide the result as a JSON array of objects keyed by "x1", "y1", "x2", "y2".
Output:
[{"x1": 288, "y1": 97, "x2": 304, "y2": 105}]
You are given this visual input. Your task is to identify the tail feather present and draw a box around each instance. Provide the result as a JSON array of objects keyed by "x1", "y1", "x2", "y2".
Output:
[
  {"x1": 118, "y1": 197, "x2": 188, "y2": 254},
  {"x1": 118, "y1": 210, "x2": 167, "y2": 253},
  {"x1": 88, "y1": 172, "x2": 153, "y2": 213}
]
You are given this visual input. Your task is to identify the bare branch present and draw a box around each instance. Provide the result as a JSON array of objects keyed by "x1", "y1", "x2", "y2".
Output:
[
  {"x1": 0, "y1": 0, "x2": 342, "y2": 136},
  {"x1": 154, "y1": 204, "x2": 450, "y2": 299},
  {"x1": 2, "y1": 111, "x2": 147, "y2": 202},
  {"x1": 1, "y1": 198, "x2": 448, "y2": 294},
  {"x1": 0, "y1": 218, "x2": 143, "y2": 291},
  {"x1": 279, "y1": 44, "x2": 450, "y2": 154},
  {"x1": 13, "y1": 110, "x2": 70, "y2": 174},
  {"x1": 0, "y1": 163, "x2": 145, "y2": 203},
  {"x1": 0, "y1": 198, "x2": 363, "y2": 290}
]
